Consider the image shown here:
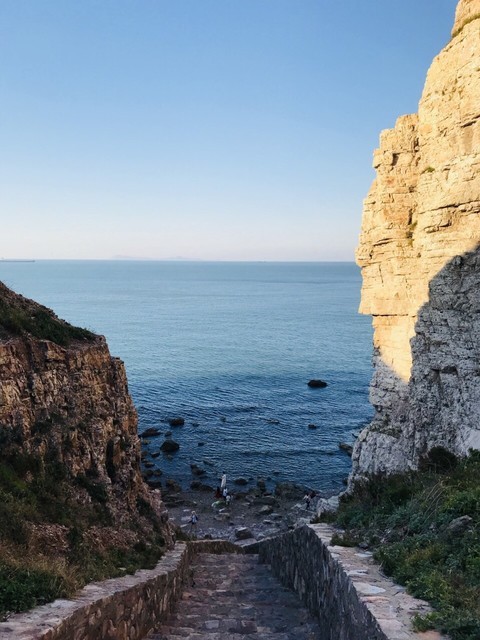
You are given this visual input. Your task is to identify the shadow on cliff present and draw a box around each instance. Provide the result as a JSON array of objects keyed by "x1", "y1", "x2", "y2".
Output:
[{"x1": 352, "y1": 243, "x2": 480, "y2": 479}]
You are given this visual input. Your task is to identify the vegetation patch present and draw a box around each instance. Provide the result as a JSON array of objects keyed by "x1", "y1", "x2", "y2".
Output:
[
  {"x1": 325, "y1": 450, "x2": 480, "y2": 640},
  {"x1": 0, "y1": 458, "x2": 166, "y2": 619},
  {"x1": 0, "y1": 298, "x2": 95, "y2": 346}
]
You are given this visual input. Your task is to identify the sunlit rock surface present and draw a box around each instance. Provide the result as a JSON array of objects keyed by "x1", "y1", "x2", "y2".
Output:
[{"x1": 353, "y1": 0, "x2": 480, "y2": 479}]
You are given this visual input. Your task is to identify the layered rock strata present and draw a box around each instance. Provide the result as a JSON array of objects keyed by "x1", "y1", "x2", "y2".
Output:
[
  {"x1": 0, "y1": 280, "x2": 171, "y2": 545},
  {"x1": 353, "y1": 0, "x2": 480, "y2": 478}
]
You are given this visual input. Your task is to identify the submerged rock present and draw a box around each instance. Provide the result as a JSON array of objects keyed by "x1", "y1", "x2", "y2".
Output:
[{"x1": 190, "y1": 463, "x2": 207, "y2": 477}]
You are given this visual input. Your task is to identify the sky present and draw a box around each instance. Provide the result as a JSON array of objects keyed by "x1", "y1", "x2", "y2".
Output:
[{"x1": 0, "y1": 0, "x2": 457, "y2": 262}]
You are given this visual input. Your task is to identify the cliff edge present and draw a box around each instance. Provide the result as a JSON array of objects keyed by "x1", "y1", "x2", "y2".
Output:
[
  {"x1": 353, "y1": 0, "x2": 480, "y2": 480},
  {"x1": 0, "y1": 281, "x2": 172, "y2": 612}
]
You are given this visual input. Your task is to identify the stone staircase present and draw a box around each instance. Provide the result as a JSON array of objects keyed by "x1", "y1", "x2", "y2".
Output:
[{"x1": 147, "y1": 552, "x2": 323, "y2": 639}]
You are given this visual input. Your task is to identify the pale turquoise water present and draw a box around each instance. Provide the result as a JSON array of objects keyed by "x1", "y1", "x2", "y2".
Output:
[{"x1": 0, "y1": 261, "x2": 372, "y2": 492}]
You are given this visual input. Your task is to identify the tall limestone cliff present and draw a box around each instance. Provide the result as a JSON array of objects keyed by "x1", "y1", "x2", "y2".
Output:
[
  {"x1": 0, "y1": 280, "x2": 172, "y2": 565},
  {"x1": 353, "y1": 0, "x2": 480, "y2": 479}
]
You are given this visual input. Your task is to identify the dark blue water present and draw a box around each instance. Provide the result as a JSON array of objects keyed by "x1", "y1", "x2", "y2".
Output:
[{"x1": 0, "y1": 261, "x2": 372, "y2": 492}]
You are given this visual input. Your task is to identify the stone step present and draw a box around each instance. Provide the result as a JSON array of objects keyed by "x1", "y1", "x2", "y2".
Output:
[{"x1": 147, "y1": 553, "x2": 323, "y2": 639}]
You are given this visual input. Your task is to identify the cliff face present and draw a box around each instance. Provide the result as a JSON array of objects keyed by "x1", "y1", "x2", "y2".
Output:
[
  {"x1": 0, "y1": 281, "x2": 171, "y2": 548},
  {"x1": 353, "y1": 0, "x2": 480, "y2": 479}
]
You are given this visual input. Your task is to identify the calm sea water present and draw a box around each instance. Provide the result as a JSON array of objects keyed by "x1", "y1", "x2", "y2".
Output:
[{"x1": 0, "y1": 261, "x2": 372, "y2": 493}]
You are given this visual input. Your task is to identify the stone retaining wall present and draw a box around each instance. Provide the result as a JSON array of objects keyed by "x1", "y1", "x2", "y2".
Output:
[
  {"x1": 257, "y1": 523, "x2": 445, "y2": 640},
  {"x1": 0, "y1": 540, "x2": 238, "y2": 640}
]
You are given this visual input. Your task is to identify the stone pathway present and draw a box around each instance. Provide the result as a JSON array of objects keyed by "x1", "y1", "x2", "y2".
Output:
[{"x1": 147, "y1": 552, "x2": 323, "y2": 639}]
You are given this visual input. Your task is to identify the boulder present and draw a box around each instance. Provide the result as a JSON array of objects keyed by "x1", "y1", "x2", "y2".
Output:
[
  {"x1": 235, "y1": 527, "x2": 253, "y2": 540},
  {"x1": 258, "y1": 505, "x2": 273, "y2": 515},
  {"x1": 151, "y1": 451, "x2": 161, "y2": 458},
  {"x1": 169, "y1": 417, "x2": 185, "y2": 427},
  {"x1": 234, "y1": 477, "x2": 249, "y2": 486},
  {"x1": 160, "y1": 440, "x2": 180, "y2": 453},
  {"x1": 308, "y1": 424, "x2": 317, "y2": 430},
  {"x1": 256, "y1": 478, "x2": 266, "y2": 492},
  {"x1": 445, "y1": 515, "x2": 473, "y2": 537},
  {"x1": 140, "y1": 427, "x2": 162, "y2": 437},
  {"x1": 307, "y1": 379, "x2": 327, "y2": 388}
]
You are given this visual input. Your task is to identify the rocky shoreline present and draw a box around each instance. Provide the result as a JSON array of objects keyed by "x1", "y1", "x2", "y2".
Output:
[{"x1": 160, "y1": 481, "x2": 329, "y2": 544}]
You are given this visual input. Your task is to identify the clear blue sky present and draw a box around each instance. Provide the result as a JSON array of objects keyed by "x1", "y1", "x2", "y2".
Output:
[{"x1": 0, "y1": 0, "x2": 456, "y2": 261}]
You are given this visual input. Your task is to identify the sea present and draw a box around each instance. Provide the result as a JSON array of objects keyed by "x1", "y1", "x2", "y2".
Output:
[{"x1": 0, "y1": 260, "x2": 373, "y2": 494}]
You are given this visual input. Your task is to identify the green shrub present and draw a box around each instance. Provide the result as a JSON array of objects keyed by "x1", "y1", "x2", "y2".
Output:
[
  {"x1": 334, "y1": 451, "x2": 480, "y2": 640},
  {"x1": 0, "y1": 300, "x2": 95, "y2": 346},
  {"x1": 0, "y1": 564, "x2": 66, "y2": 615}
]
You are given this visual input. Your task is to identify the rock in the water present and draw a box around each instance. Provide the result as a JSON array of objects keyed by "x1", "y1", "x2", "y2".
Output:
[
  {"x1": 143, "y1": 461, "x2": 155, "y2": 468},
  {"x1": 151, "y1": 451, "x2": 161, "y2": 458},
  {"x1": 234, "y1": 477, "x2": 249, "y2": 486},
  {"x1": 257, "y1": 478, "x2": 266, "y2": 492},
  {"x1": 140, "y1": 427, "x2": 162, "y2": 437},
  {"x1": 165, "y1": 430, "x2": 172, "y2": 437},
  {"x1": 160, "y1": 439, "x2": 180, "y2": 453},
  {"x1": 339, "y1": 442, "x2": 354, "y2": 456},
  {"x1": 307, "y1": 379, "x2": 327, "y2": 388},
  {"x1": 165, "y1": 478, "x2": 182, "y2": 493},
  {"x1": 308, "y1": 423, "x2": 317, "y2": 430},
  {"x1": 169, "y1": 417, "x2": 185, "y2": 427},
  {"x1": 235, "y1": 527, "x2": 253, "y2": 540},
  {"x1": 190, "y1": 463, "x2": 207, "y2": 477}
]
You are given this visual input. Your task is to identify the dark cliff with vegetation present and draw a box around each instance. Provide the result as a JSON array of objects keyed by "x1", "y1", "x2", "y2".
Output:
[{"x1": 0, "y1": 281, "x2": 173, "y2": 617}]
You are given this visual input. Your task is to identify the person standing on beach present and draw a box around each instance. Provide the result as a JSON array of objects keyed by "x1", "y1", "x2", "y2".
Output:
[
  {"x1": 220, "y1": 472, "x2": 227, "y2": 492},
  {"x1": 190, "y1": 510, "x2": 198, "y2": 537}
]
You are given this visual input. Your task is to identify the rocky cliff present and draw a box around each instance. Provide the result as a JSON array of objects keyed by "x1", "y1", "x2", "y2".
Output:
[
  {"x1": 0, "y1": 280, "x2": 172, "y2": 569},
  {"x1": 353, "y1": 0, "x2": 480, "y2": 479}
]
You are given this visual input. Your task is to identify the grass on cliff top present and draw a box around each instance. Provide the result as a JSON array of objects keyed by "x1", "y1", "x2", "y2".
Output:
[
  {"x1": 0, "y1": 298, "x2": 95, "y2": 346},
  {"x1": 0, "y1": 453, "x2": 165, "y2": 619},
  {"x1": 325, "y1": 449, "x2": 480, "y2": 640}
]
